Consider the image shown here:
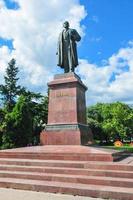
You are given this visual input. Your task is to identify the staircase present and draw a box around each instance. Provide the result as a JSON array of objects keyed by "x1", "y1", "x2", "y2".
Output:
[{"x1": 0, "y1": 146, "x2": 132, "y2": 200}]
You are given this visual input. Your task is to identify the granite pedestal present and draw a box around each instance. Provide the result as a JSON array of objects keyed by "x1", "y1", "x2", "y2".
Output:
[{"x1": 40, "y1": 72, "x2": 92, "y2": 145}]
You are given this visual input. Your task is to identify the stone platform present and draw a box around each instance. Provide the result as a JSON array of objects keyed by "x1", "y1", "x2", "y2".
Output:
[
  {"x1": 0, "y1": 146, "x2": 132, "y2": 200},
  {"x1": 0, "y1": 145, "x2": 125, "y2": 161}
]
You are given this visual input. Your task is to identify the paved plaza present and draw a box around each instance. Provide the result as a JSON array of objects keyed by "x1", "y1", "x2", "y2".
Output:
[{"x1": 0, "y1": 188, "x2": 106, "y2": 200}]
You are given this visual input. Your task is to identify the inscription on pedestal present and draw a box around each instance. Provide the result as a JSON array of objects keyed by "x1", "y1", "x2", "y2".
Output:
[{"x1": 51, "y1": 91, "x2": 75, "y2": 98}]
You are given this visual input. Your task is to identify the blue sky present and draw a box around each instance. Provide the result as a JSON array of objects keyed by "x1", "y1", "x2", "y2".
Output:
[
  {"x1": 80, "y1": 0, "x2": 133, "y2": 63},
  {"x1": 0, "y1": 0, "x2": 133, "y2": 105}
]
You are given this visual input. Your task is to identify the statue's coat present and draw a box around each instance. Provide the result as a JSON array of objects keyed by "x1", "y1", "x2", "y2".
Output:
[{"x1": 57, "y1": 29, "x2": 81, "y2": 69}]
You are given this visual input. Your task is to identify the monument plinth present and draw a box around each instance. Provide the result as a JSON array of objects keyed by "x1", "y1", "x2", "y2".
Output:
[{"x1": 40, "y1": 72, "x2": 92, "y2": 145}]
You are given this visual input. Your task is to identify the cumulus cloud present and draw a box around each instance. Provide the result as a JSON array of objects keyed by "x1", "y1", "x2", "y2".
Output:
[
  {"x1": 0, "y1": 0, "x2": 86, "y2": 92},
  {"x1": 0, "y1": 46, "x2": 13, "y2": 83},
  {"x1": 78, "y1": 43, "x2": 133, "y2": 105}
]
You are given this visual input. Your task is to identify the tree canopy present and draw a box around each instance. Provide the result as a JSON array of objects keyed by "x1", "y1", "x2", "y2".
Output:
[
  {"x1": 0, "y1": 58, "x2": 48, "y2": 149},
  {"x1": 87, "y1": 102, "x2": 133, "y2": 143},
  {"x1": 0, "y1": 59, "x2": 21, "y2": 111}
]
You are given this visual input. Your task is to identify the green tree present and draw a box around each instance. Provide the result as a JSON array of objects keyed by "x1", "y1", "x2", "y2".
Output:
[
  {"x1": 0, "y1": 58, "x2": 49, "y2": 149},
  {"x1": 0, "y1": 58, "x2": 21, "y2": 111},
  {"x1": 87, "y1": 102, "x2": 133, "y2": 143},
  {"x1": 101, "y1": 102, "x2": 133, "y2": 142},
  {"x1": 0, "y1": 108, "x2": 6, "y2": 146},
  {"x1": 87, "y1": 104, "x2": 103, "y2": 142},
  {"x1": 31, "y1": 95, "x2": 48, "y2": 145},
  {"x1": 2, "y1": 95, "x2": 33, "y2": 149},
  {"x1": 1, "y1": 94, "x2": 49, "y2": 149},
  {"x1": 17, "y1": 91, "x2": 48, "y2": 145}
]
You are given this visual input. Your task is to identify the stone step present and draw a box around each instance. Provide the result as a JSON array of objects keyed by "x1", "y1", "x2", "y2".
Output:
[
  {"x1": 0, "y1": 158, "x2": 133, "y2": 171},
  {"x1": 0, "y1": 170, "x2": 133, "y2": 188},
  {"x1": 0, "y1": 177, "x2": 132, "y2": 200},
  {"x1": 0, "y1": 159, "x2": 85, "y2": 168},
  {"x1": 0, "y1": 165, "x2": 133, "y2": 179},
  {"x1": 84, "y1": 162, "x2": 133, "y2": 171},
  {"x1": 0, "y1": 152, "x2": 114, "y2": 161}
]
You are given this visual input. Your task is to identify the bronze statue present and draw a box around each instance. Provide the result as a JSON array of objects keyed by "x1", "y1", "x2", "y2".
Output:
[{"x1": 57, "y1": 21, "x2": 81, "y2": 73}]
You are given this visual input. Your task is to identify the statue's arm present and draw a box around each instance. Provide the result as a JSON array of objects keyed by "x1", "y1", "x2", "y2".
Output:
[{"x1": 71, "y1": 29, "x2": 81, "y2": 42}]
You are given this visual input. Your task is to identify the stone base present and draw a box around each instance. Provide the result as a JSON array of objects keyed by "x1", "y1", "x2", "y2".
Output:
[
  {"x1": 40, "y1": 73, "x2": 93, "y2": 145},
  {"x1": 40, "y1": 124, "x2": 93, "y2": 145},
  {"x1": 40, "y1": 130, "x2": 80, "y2": 145}
]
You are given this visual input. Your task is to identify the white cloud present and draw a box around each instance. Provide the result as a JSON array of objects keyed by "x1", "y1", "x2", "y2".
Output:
[
  {"x1": 0, "y1": 0, "x2": 5, "y2": 8},
  {"x1": 128, "y1": 40, "x2": 133, "y2": 46},
  {"x1": 0, "y1": 46, "x2": 13, "y2": 83},
  {"x1": 0, "y1": 0, "x2": 86, "y2": 93},
  {"x1": 89, "y1": 36, "x2": 102, "y2": 43},
  {"x1": 78, "y1": 44, "x2": 133, "y2": 105}
]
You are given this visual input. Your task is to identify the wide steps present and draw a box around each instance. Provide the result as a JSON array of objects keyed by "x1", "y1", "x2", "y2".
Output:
[
  {"x1": 0, "y1": 170, "x2": 133, "y2": 188},
  {"x1": 0, "y1": 146, "x2": 132, "y2": 199},
  {"x1": 0, "y1": 178, "x2": 133, "y2": 200},
  {"x1": 0, "y1": 158, "x2": 133, "y2": 171},
  {"x1": 0, "y1": 164, "x2": 133, "y2": 179}
]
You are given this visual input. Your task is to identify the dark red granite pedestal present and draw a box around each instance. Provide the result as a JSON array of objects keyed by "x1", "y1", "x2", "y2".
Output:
[{"x1": 40, "y1": 72, "x2": 93, "y2": 145}]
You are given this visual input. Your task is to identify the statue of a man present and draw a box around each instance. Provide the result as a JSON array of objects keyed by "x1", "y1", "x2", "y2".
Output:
[{"x1": 57, "y1": 21, "x2": 81, "y2": 73}]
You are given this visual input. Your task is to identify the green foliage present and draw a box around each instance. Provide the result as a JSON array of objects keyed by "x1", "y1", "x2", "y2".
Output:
[
  {"x1": 87, "y1": 102, "x2": 133, "y2": 143},
  {"x1": 0, "y1": 59, "x2": 21, "y2": 111},
  {"x1": 0, "y1": 108, "x2": 6, "y2": 146},
  {"x1": 0, "y1": 58, "x2": 49, "y2": 149},
  {"x1": 0, "y1": 108, "x2": 6, "y2": 126},
  {"x1": 1, "y1": 95, "x2": 33, "y2": 149},
  {"x1": 0, "y1": 93, "x2": 48, "y2": 149},
  {"x1": 100, "y1": 145, "x2": 133, "y2": 153},
  {"x1": 26, "y1": 94, "x2": 48, "y2": 145}
]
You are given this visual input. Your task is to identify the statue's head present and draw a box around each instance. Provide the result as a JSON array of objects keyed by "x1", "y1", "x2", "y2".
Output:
[{"x1": 63, "y1": 21, "x2": 69, "y2": 29}]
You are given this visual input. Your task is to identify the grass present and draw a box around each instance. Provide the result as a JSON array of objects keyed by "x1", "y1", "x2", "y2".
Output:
[
  {"x1": 100, "y1": 145, "x2": 133, "y2": 153},
  {"x1": 93, "y1": 140, "x2": 133, "y2": 152}
]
